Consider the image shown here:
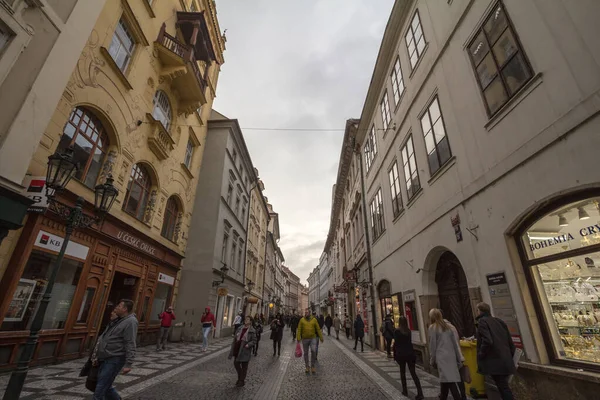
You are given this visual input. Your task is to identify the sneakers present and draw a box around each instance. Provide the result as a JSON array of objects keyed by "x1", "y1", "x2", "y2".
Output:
[{"x1": 311, "y1": 367, "x2": 317, "y2": 374}]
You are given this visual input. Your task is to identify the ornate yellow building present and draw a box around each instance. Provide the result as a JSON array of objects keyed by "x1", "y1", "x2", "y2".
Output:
[{"x1": 0, "y1": 0, "x2": 225, "y2": 367}]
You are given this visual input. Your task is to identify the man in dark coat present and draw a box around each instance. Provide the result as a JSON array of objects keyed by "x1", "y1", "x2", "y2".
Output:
[
  {"x1": 325, "y1": 314, "x2": 333, "y2": 336},
  {"x1": 290, "y1": 314, "x2": 299, "y2": 340},
  {"x1": 476, "y1": 302, "x2": 516, "y2": 400},
  {"x1": 382, "y1": 313, "x2": 395, "y2": 358}
]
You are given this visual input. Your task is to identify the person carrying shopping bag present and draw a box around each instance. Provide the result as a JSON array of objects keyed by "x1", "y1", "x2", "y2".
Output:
[{"x1": 296, "y1": 309, "x2": 323, "y2": 374}]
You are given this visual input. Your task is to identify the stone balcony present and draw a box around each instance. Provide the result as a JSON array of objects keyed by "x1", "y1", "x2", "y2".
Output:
[{"x1": 146, "y1": 113, "x2": 175, "y2": 161}]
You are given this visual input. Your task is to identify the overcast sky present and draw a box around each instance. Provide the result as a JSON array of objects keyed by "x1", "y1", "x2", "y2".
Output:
[{"x1": 213, "y1": 0, "x2": 394, "y2": 285}]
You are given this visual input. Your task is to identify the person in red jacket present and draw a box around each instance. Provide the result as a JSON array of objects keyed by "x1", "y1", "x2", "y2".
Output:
[
  {"x1": 157, "y1": 306, "x2": 176, "y2": 351},
  {"x1": 201, "y1": 307, "x2": 216, "y2": 352}
]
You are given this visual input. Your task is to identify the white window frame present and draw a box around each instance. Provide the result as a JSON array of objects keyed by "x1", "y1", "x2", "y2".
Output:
[
  {"x1": 391, "y1": 57, "x2": 405, "y2": 105},
  {"x1": 364, "y1": 126, "x2": 378, "y2": 172},
  {"x1": 369, "y1": 188, "x2": 385, "y2": 240},
  {"x1": 184, "y1": 139, "x2": 194, "y2": 169},
  {"x1": 401, "y1": 135, "x2": 421, "y2": 200},
  {"x1": 406, "y1": 11, "x2": 426, "y2": 69},
  {"x1": 152, "y1": 90, "x2": 172, "y2": 130},
  {"x1": 108, "y1": 18, "x2": 136, "y2": 72},
  {"x1": 388, "y1": 161, "x2": 403, "y2": 217},
  {"x1": 380, "y1": 92, "x2": 391, "y2": 131},
  {"x1": 420, "y1": 97, "x2": 451, "y2": 175}
]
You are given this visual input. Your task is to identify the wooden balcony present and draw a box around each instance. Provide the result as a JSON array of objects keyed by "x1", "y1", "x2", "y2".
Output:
[
  {"x1": 146, "y1": 113, "x2": 175, "y2": 161},
  {"x1": 154, "y1": 24, "x2": 207, "y2": 113}
]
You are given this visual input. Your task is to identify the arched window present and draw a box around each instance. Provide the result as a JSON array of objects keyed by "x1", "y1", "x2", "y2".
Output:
[
  {"x1": 152, "y1": 90, "x2": 172, "y2": 130},
  {"x1": 123, "y1": 164, "x2": 151, "y2": 221},
  {"x1": 161, "y1": 196, "x2": 179, "y2": 241},
  {"x1": 56, "y1": 107, "x2": 109, "y2": 189}
]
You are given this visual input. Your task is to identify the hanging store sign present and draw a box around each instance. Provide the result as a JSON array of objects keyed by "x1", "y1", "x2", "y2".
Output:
[
  {"x1": 34, "y1": 230, "x2": 89, "y2": 261},
  {"x1": 344, "y1": 270, "x2": 357, "y2": 282},
  {"x1": 22, "y1": 176, "x2": 52, "y2": 213},
  {"x1": 217, "y1": 287, "x2": 228, "y2": 296}
]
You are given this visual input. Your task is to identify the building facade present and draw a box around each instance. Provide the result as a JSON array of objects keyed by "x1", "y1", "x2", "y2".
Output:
[
  {"x1": 0, "y1": 0, "x2": 225, "y2": 368},
  {"x1": 244, "y1": 173, "x2": 269, "y2": 317},
  {"x1": 0, "y1": 0, "x2": 107, "y2": 283},
  {"x1": 326, "y1": 0, "x2": 600, "y2": 397},
  {"x1": 178, "y1": 111, "x2": 255, "y2": 338},
  {"x1": 308, "y1": 266, "x2": 320, "y2": 312},
  {"x1": 300, "y1": 284, "x2": 309, "y2": 312}
]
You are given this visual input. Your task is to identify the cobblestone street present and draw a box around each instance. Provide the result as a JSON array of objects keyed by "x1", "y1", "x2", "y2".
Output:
[{"x1": 0, "y1": 329, "x2": 449, "y2": 399}]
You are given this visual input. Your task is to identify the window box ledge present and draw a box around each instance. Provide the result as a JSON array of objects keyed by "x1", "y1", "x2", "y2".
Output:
[
  {"x1": 392, "y1": 208, "x2": 406, "y2": 224},
  {"x1": 100, "y1": 46, "x2": 134, "y2": 90},
  {"x1": 406, "y1": 187, "x2": 424, "y2": 209},
  {"x1": 371, "y1": 230, "x2": 386, "y2": 246},
  {"x1": 181, "y1": 162, "x2": 194, "y2": 179},
  {"x1": 485, "y1": 72, "x2": 544, "y2": 131},
  {"x1": 428, "y1": 156, "x2": 457, "y2": 186},
  {"x1": 408, "y1": 43, "x2": 429, "y2": 79},
  {"x1": 141, "y1": 0, "x2": 156, "y2": 18}
]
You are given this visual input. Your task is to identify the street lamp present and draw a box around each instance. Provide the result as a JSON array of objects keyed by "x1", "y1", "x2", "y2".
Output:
[
  {"x1": 212, "y1": 263, "x2": 229, "y2": 287},
  {"x1": 3, "y1": 146, "x2": 118, "y2": 400}
]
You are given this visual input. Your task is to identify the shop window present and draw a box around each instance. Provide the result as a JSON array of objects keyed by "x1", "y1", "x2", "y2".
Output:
[
  {"x1": 150, "y1": 282, "x2": 172, "y2": 323},
  {"x1": 108, "y1": 18, "x2": 136, "y2": 72},
  {"x1": 2, "y1": 250, "x2": 84, "y2": 331},
  {"x1": 123, "y1": 163, "x2": 152, "y2": 221},
  {"x1": 56, "y1": 107, "x2": 109, "y2": 189},
  {"x1": 76, "y1": 287, "x2": 96, "y2": 324},
  {"x1": 468, "y1": 1, "x2": 533, "y2": 116},
  {"x1": 152, "y1": 90, "x2": 172, "y2": 130},
  {"x1": 521, "y1": 197, "x2": 600, "y2": 367},
  {"x1": 161, "y1": 196, "x2": 180, "y2": 242},
  {"x1": 140, "y1": 295, "x2": 150, "y2": 323},
  {"x1": 223, "y1": 295, "x2": 234, "y2": 327}
]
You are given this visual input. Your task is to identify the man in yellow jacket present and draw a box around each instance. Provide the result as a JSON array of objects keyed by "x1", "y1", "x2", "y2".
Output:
[{"x1": 297, "y1": 309, "x2": 323, "y2": 374}]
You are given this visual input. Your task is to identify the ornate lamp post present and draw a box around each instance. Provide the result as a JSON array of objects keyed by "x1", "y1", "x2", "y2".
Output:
[{"x1": 3, "y1": 147, "x2": 118, "y2": 400}]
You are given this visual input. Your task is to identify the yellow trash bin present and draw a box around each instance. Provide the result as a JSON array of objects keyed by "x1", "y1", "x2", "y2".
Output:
[{"x1": 460, "y1": 340, "x2": 486, "y2": 398}]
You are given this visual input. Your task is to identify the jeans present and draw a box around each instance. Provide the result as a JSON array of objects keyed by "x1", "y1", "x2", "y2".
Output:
[
  {"x1": 327, "y1": 326, "x2": 331, "y2": 336},
  {"x1": 385, "y1": 337, "x2": 393, "y2": 355},
  {"x1": 398, "y1": 359, "x2": 423, "y2": 396},
  {"x1": 440, "y1": 382, "x2": 462, "y2": 400},
  {"x1": 157, "y1": 326, "x2": 171, "y2": 350},
  {"x1": 202, "y1": 326, "x2": 212, "y2": 350},
  {"x1": 345, "y1": 328, "x2": 350, "y2": 338},
  {"x1": 302, "y1": 338, "x2": 317, "y2": 368},
  {"x1": 272, "y1": 339, "x2": 281, "y2": 355},
  {"x1": 253, "y1": 338, "x2": 260, "y2": 355},
  {"x1": 93, "y1": 356, "x2": 125, "y2": 400},
  {"x1": 354, "y1": 336, "x2": 364, "y2": 351},
  {"x1": 491, "y1": 375, "x2": 514, "y2": 400},
  {"x1": 234, "y1": 360, "x2": 249, "y2": 383}
]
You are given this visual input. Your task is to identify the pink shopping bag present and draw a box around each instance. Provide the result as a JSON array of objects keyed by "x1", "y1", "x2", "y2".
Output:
[{"x1": 295, "y1": 342, "x2": 303, "y2": 358}]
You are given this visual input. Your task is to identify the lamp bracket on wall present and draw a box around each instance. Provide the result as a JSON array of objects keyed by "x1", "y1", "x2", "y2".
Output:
[{"x1": 466, "y1": 224, "x2": 479, "y2": 241}]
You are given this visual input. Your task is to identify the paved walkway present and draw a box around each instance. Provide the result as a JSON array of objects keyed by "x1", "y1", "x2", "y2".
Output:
[{"x1": 0, "y1": 330, "x2": 449, "y2": 399}]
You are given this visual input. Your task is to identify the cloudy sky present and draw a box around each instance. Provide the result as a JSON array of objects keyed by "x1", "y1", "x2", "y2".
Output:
[{"x1": 213, "y1": 0, "x2": 394, "y2": 284}]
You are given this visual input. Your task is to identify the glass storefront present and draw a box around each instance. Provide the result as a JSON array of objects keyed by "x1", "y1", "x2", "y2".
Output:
[
  {"x1": 522, "y1": 197, "x2": 600, "y2": 366},
  {"x1": 150, "y1": 282, "x2": 173, "y2": 323},
  {"x1": 2, "y1": 250, "x2": 84, "y2": 331}
]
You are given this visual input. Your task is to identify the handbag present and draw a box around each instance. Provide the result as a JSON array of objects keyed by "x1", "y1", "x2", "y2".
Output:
[
  {"x1": 79, "y1": 359, "x2": 92, "y2": 377},
  {"x1": 460, "y1": 364, "x2": 472, "y2": 384},
  {"x1": 85, "y1": 363, "x2": 100, "y2": 392},
  {"x1": 295, "y1": 342, "x2": 303, "y2": 358}
]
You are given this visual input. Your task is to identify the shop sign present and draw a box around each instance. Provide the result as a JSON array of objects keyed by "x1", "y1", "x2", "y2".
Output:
[
  {"x1": 451, "y1": 213, "x2": 463, "y2": 242},
  {"x1": 34, "y1": 230, "x2": 89, "y2": 261},
  {"x1": 22, "y1": 176, "x2": 53, "y2": 213},
  {"x1": 158, "y1": 272, "x2": 175, "y2": 286},
  {"x1": 404, "y1": 292, "x2": 415, "y2": 302},
  {"x1": 527, "y1": 223, "x2": 600, "y2": 252},
  {"x1": 217, "y1": 287, "x2": 228, "y2": 296},
  {"x1": 116, "y1": 230, "x2": 157, "y2": 256},
  {"x1": 486, "y1": 272, "x2": 523, "y2": 349},
  {"x1": 344, "y1": 270, "x2": 357, "y2": 282}
]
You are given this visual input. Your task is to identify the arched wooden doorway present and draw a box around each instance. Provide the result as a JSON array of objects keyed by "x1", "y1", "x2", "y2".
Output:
[{"x1": 435, "y1": 251, "x2": 475, "y2": 337}]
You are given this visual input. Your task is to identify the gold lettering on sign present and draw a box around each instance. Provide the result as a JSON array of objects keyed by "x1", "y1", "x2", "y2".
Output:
[{"x1": 116, "y1": 231, "x2": 157, "y2": 256}]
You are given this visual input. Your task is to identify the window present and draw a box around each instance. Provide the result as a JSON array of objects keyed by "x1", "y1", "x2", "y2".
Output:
[
  {"x1": 0, "y1": 23, "x2": 13, "y2": 54},
  {"x1": 152, "y1": 90, "x2": 172, "y2": 130},
  {"x1": 108, "y1": 18, "x2": 136, "y2": 72},
  {"x1": 388, "y1": 161, "x2": 403, "y2": 217},
  {"x1": 161, "y1": 197, "x2": 179, "y2": 242},
  {"x1": 391, "y1": 58, "x2": 405, "y2": 105},
  {"x1": 369, "y1": 189, "x2": 385, "y2": 240},
  {"x1": 406, "y1": 11, "x2": 426, "y2": 69},
  {"x1": 468, "y1": 2, "x2": 533, "y2": 115},
  {"x1": 420, "y1": 97, "x2": 452, "y2": 174},
  {"x1": 235, "y1": 194, "x2": 241, "y2": 215},
  {"x1": 242, "y1": 198, "x2": 248, "y2": 221},
  {"x1": 232, "y1": 149, "x2": 237, "y2": 164},
  {"x1": 364, "y1": 126, "x2": 378, "y2": 172},
  {"x1": 184, "y1": 139, "x2": 194, "y2": 169},
  {"x1": 238, "y1": 242, "x2": 244, "y2": 273},
  {"x1": 380, "y1": 92, "x2": 392, "y2": 131},
  {"x1": 123, "y1": 164, "x2": 152, "y2": 221},
  {"x1": 226, "y1": 184, "x2": 233, "y2": 205},
  {"x1": 189, "y1": 1, "x2": 198, "y2": 12},
  {"x1": 77, "y1": 287, "x2": 96, "y2": 324},
  {"x1": 2, "y1": 250, "x2": 83, "y2": 331},
  {"x1": 56, "y1": 107, "x2": 109, "y2": 189},
  {"x1": 231, "y1": 240, "x2": 238, "y2": 271},
  {"x1": 221, "y1": 224, "x2": 230, "y2": 263},
  {"x1": 401, "y1": 136, "x2": 421, "y2": 200},
  {"x1": 150, "y1": 283, "x2": 173, "y2": 323}
]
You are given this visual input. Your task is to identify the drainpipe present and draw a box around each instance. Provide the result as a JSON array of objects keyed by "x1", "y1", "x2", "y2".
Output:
[{"x1": 356, "y1": 143, "x2": 379, "y2": 350}]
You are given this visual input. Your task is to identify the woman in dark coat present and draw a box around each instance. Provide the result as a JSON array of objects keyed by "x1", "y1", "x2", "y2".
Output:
[
  {"x1": 325, "y1": 315, "x2": 333, "y2": 336},
  {"x1": 253, "y1": 317, "x2": 263, "y2": 356},
  {"x1": 394, "y1": 316, "x2": 424, "y2": 400},
  {"x1": 353, "y1": 314, "x2": 365, "y2": 352},
  {"x1": 290, "y1": 314, "x2": 299, "y2": 340},
  {"x1": 228, "y1": 316, "x2": 257, "y2": 387},
  {"x1": 270, "y1": 313, "x2": 284, "y2": 356}
]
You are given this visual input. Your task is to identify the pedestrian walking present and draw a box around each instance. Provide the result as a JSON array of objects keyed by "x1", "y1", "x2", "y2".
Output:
[
  {"x1": 233, "y1": 310, "x2": 244, "y2": 334},
  {"x1": 228, "y1": 316, "x2": 257, "y2": 387},
  {"x1": 333, "y1": 313, "x2": 341, "y2": 340},
  {"x1": 382, "y1": 313, "x2": 395, "y2": 358},
  {"x1": 444, "y1": 317, "x2": 467, "y2": 400},
  {"x1": 353, "y1": 314, "x2": 365, "y2": 352},
  {"x1": 344, "y1": 314, "x2": 351, "y2": 339},
  {"x1": 253, "y1": 318, "x2": 263, "y2": 356},
  {"x1": 393, "y1": 316, "x2": 424, "y2": 400},
  {"x1": 296, "y1": 309, "x2": 323, "y2": 374},
  {"x1": 318, "y1": 314, "x2": 325, "y2": 330},
  {"x1": 270, "y1": 313, "x2": 284, "y2": 356},
  {"x1": 156, "y1": 306, "x2": 176, "y2": 351},
  {"x1": 290, "y1": 313, "x2": 299, "y2": 340},
  {"x1": 92, "y1": 299, "x2": 138, "y2": 400},
  {"x1": 476, "y1": 302, "x2": 516, "y2": 400},
  {"x1": 200, "y1": 306, "x2": 216, "y2": 352},
  {"x1": 428, "y1": 308, "x2": 464, "y2": 400},
  {"x1": 325, "y1": 314, "x2": 333, "y2": 336}
]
